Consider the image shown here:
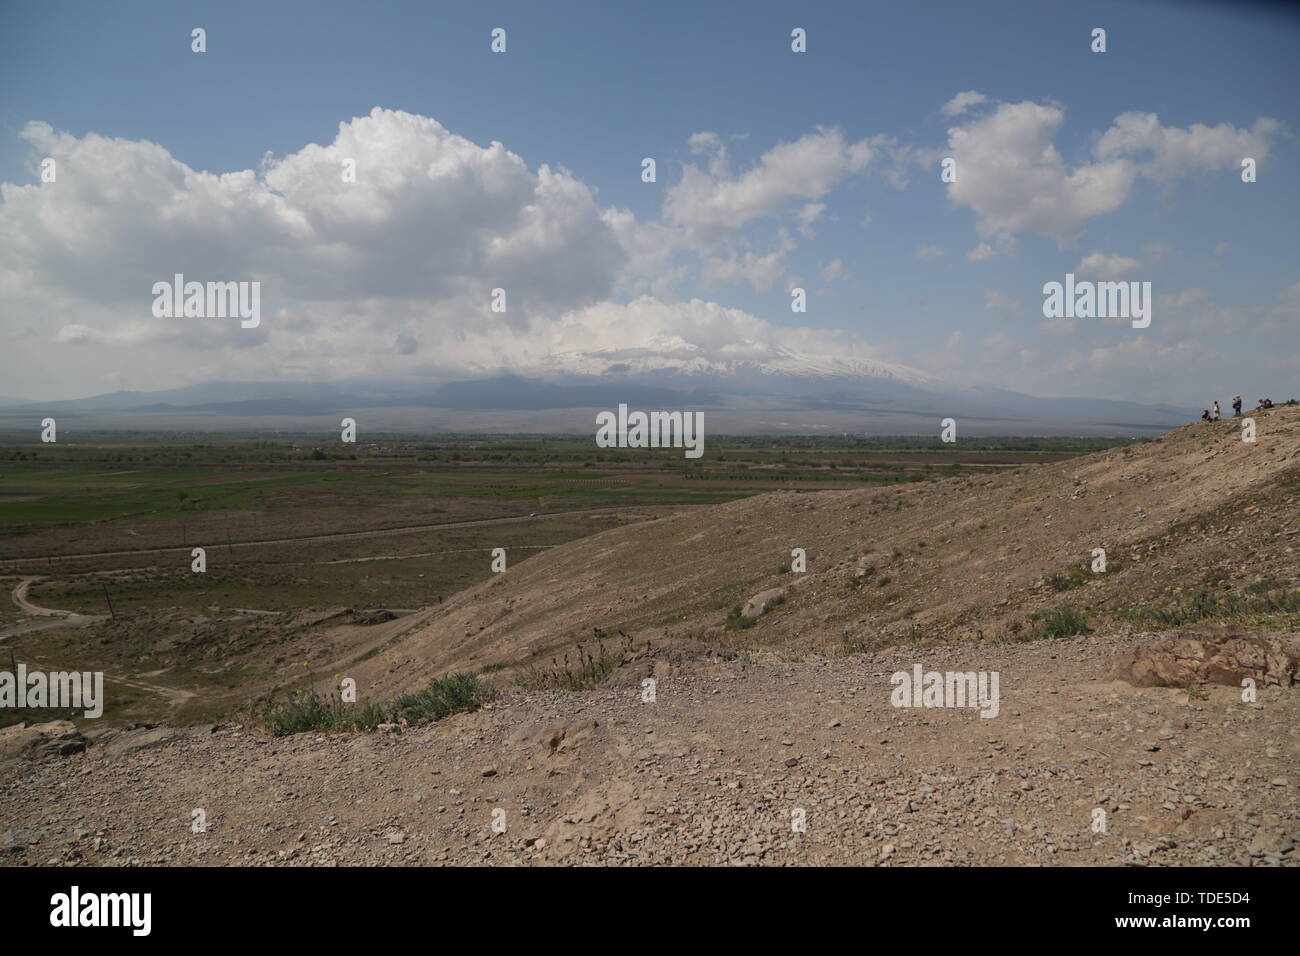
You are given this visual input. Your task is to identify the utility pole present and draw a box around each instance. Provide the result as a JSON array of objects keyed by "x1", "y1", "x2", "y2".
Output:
[{"x1": 102, "y1": 583, "x2": 116, "y2": 621}]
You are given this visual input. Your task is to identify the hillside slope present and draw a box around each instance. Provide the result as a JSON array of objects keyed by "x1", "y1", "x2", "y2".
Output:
[{"x1": 345, "y1": 405, "x2": 1300, "y2": 696}]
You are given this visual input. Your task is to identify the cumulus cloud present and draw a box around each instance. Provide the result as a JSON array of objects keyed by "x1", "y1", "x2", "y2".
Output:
[
  {"x1": 8, "y1": 111, "x2": 626, "y2": 315},
  {"x1": 945, "y1": 100, "x2": 1136, "y2": 248},
  {"x1": 663, "y1": 126, "x2": 874, "y2": 245},
  {"x1": 1, "y1": 111, "x2": 913, "y2": 396},
  {"x1": 942, "y1": 98, "x2": 1281, "y2": 252},
  {"x1": 0, "y1": 109, "x2": 639, "y2": 391},
  {"x1": 1093, "y1": 113, "x2": 1280, "y2": 184},
  {"x1": 1040, "y1": 316, "x2": 1080, "y2": 335}
]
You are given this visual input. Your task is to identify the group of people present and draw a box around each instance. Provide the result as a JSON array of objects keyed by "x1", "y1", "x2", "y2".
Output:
[{"x1": 1200, "y1": 395, "x2": 1273, "y2": 422}]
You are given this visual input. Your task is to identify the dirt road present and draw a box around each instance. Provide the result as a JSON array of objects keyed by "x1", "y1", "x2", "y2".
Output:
[
  {"x1": 2, "y1": 577, "x2": 193, "y2": 707},
  {"x1": 0, "y1": 506, "x2": 662, "y2": 567}
]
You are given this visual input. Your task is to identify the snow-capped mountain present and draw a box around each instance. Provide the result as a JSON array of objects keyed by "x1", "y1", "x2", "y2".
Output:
[{"x1": 530, "y1": 341, "x2": 936, "y2": 388}]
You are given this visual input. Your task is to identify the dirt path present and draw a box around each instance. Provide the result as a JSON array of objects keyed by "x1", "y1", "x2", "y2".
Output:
[
  {"x1": 4, "y1": 577, "x2": 107, "y2": 636},
  {"x1": 2, "y1": 577, "x2": 194, "y2": 707},
  {"x1": 0, "y1": 506, "x2": 666, "y2": 567},
  {"x1": 12, "y1": 576, "x2": 83, "y2": 617}
]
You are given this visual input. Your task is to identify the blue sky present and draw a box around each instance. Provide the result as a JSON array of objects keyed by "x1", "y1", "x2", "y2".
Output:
[{"x1": 1, "y1": 0, "x2": 1297, "y2": 404}]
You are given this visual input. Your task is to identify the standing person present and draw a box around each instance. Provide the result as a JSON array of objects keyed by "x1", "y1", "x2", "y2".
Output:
[
  {"x1": 1213, "y1": 401, "x2": 1221, "y2": 420},
  {"x1": 1233, "y1": 395, "x2": 1243, "y2": 417}
]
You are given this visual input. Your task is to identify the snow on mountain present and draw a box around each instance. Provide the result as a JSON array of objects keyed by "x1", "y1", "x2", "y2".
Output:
[{"x1": 528, "y1": 340, "x2": 936, "y2": 388}]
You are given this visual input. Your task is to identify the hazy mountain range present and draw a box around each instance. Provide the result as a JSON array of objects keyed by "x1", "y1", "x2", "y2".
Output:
[{"x1": 0, "y1": 346, "x2": 1197, "y2": 435}]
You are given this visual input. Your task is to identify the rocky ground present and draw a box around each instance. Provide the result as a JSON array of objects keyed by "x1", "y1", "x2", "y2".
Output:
[{"x1": 3, "y1": 627, "x2": 1296, "y2": 867}]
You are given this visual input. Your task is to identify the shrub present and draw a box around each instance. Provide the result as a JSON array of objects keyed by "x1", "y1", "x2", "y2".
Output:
[
  {"x1": 391, "y1": 673, "x2": 489, "y2": 724},
  {"x1": 833, "y1": 633, "x2": 872, "y2": 656},
  {"x1": 263, "y1": 672, "x2": 488, "y2": 736},
  {"x1": 725, "y1": 604, "x2": 757, "y2": 630},
  {"x1": 1046, "y1": 569, "x2": 1087, "y2": 592},
  {"x1": 1031, "y1": 603, "x2": 1091, "y2": 639}
]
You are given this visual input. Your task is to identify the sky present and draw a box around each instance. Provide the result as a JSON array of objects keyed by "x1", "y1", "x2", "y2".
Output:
[{"x1": 1, "y1": 0, "x2": 1297, "y2": 405}]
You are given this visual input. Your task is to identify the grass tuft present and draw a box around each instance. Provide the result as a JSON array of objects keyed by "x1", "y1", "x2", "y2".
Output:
[
  {"x1": 1027, "y1": 603, "x2": 1091, "y2": 640},
  {"x1": 263, "y1": 672, "x2": 489, "y2": 735},
  {"x1": 514, "y1": 633, "x2": 637, "y2": 691}
]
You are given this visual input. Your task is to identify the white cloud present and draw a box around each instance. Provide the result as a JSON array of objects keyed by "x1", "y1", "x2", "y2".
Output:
[
  {"x1": 1040, "y1": 316, "x2": 1080, "y2": 335},
  {"x1": 1, "y1": 112, "x2": 913, "y2": 395},
  {"x1": 1074, "y1": 251, "x2": 1143, "y2": 279},
  {"x1": 941, "y1": 90, "x2": 989, "y2": 117},
  {"x1": 1143, "y1": 241, "x2": 1172, "y2": 263},
  {"x1": 1093, "y1": 113, "x2": 1281, "y2": 184},
  {"x1": 967, "y1": 235, "x2": 1018, "y2": 261},
  {"x1": 5, "y1": 104, "x2": 1293, "y2": 407},
  {"x1": 943, "y1": 101, "x2": 1281, "y2": 253},
  {"x1": 460, "y1": 296, "x2": 901, "y2": 378},
  {"x1": 983, "y1": 290, "x2": 1027, "y2": 318},
  {"x1": 701, "y1": 245, "x2": 788, "y2": 293},
  {"x1": 796, "y1": 202, "x2": 827, "y2": 238},
  {"x1": 4, "y1": 109, "x2": 625, "y2": 317},
  {"x1": 0, "y1": 109, "x2": 643, "y2": 395},
  {"x1": 663, "y1": 126, "x2": 874, "y2": 244},
  {"x1": 945, "y1": 101, "x2": 1136, "y2": 247}
]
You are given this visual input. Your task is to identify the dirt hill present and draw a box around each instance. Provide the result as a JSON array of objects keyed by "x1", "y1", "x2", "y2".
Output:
[{"x1": 343, "y1": 405, "x2": 1300, "y2": 695}]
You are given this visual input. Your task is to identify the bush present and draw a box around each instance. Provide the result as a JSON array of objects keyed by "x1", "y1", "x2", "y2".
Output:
[
  {"x1": 263, "y1": 672, "x2": 489, "y2": 736},
  {"x1": 1030, "y1": 603, "x2": 1091, "y2": 639},
  {"x1": 391, "y1": 673, "x2": 489, "y2": 724},
  {"x1": 1046, "y1": 569, "x2": 1087, "y2": 592},
  {"x1": 725, "y1": 604, "x2": 757, "y2": 630}
]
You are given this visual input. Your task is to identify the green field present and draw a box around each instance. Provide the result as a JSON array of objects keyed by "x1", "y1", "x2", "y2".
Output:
[{"x1": 0, "y1": 431, "x2": 1135, "y2": 530}]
